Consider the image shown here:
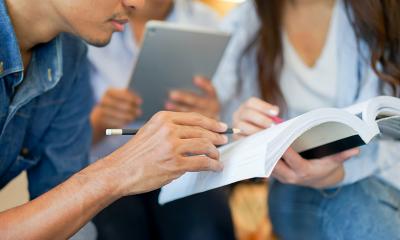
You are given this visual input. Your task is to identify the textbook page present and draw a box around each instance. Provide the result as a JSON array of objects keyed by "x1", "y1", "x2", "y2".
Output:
[
  {"x1": 158, "y1": 129, "x2": 277, "y2": 204},
  {"x1": 158, "y1": 122, "x2": 292, "y2": 204},
  {"x1": 377, "y1": 116, "x2": 400, "y2": 139}
]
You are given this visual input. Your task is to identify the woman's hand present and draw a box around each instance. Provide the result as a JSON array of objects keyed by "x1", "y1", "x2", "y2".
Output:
[
  {"x1": 272, "y1": 148, "x2": 360, "y2": 189},
  {"x1": 91, "y1": 88, "x2": 142, "y2": 144},
  {"x1": 165, "y1": 76, "x2": 220, "y2": 120},
  {"x1": 233, "y1": 97, "x2": 280, "y2": 139}
]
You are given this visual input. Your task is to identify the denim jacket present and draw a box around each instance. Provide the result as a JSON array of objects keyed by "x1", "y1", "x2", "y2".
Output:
[{"x1": 0, "y1": 0, "x2": 93, "y2": 199}]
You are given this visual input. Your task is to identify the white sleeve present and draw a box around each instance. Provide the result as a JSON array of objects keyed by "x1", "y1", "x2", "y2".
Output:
[
  {"x1": 219, "y1": 0, "x2": 254, "y2": 33},
  {"x1": 339, "y1": 138, "x2": 400, "y2": 186},
  {"x1": 213, "y1": 1, "x2": 260, "y2": 123}
]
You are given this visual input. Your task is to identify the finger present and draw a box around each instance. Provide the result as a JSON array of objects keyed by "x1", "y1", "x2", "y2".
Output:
[
  {"x1": 234, "y1": 121, "x2": 264, "y2": 137},
  {"x1": 102, "y1": 108, "x2": 141, "y2": 123},
  {"x1": 178, "y1": 138, "x2": 220, "y2": 160},
  {"x1": 169, "y1": 90, "x2": 203, "y2": 107},
  {"x1": 281, "y1": 148, "x2": 309, "y2": 173},
  {"x1": 176, "y1": 126, "x2": 228, "y2": 146},
  {"x1": 169, "y1": 112, "x2": 228, "y2": 133},
  {"x1": 313, "y1": 166, "x2": 344, "y2": 189},
  {"x1": 165, "y1": 101, "x2": 178, "y2": 111},
  {"x1": 108, "y1": 88, "x2": 142, "y2": 105},
  {"x1": 271, "y1": 160, "x2": 298, "y2": 184},
  {"x1": 102, "y1": 105, "x2": 139, "y2": 121},
  {"x1": 165, "y1": 101, "x2": 192, "y2": 113},
  {"x1": 181, "y1": 155, "x2": 223, "y2": 172},
  {"x1": 303, "y1": 165, "x2": 345, "y2": 189},
  {"x1": 238, "y1": 107, "x2": 275, "y2": 129},
  {"x1": 320, "y1": 148, "x2": 360, "y2": 163},
  {"x1": 136, "y1": 108, "x2": 143, "y2": 117},
  {"x1": 284, "y1": 152, "x2": 346, "y2": 188},
  {"x1": 128, "y1": 89, "x2": 143, "y2": 104},
  {"x1": 100, "y1": 115, "x2": 130, "y2": 129},
  {"x1": 245, "y1": 97, "x2": 279, "y2": 117},
  {"x1": 193, "y1": 76, "x2": 216, "y2": 97},
  {"x1": 166, "y1": 101, "x2": 219, "y2": 120},
  {"x1": 101, "y1": 96, "x2": 139, "y2": 115},
  {"x1": 107, "y1": 88, "x2": 142, "y2": 105}
]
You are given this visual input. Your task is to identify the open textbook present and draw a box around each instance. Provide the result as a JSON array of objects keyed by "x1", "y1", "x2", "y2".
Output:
[{"x1": 159, "y1": 96, "x2": 400, "y2": 204}]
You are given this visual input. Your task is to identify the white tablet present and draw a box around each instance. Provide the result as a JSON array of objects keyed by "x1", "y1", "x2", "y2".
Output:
[{"x1": 129, "y1": 20, "x2": 231, "y2": 121}]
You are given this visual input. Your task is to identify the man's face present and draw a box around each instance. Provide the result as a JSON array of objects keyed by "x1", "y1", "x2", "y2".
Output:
[{"x1": 53, "y1": 0, "x2": 144, "y2": 47}]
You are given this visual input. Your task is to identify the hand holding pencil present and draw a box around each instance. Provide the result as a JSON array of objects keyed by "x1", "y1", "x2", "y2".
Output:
[{"x1": 106, "y1": 111, "x2": 232, "y2": 195}]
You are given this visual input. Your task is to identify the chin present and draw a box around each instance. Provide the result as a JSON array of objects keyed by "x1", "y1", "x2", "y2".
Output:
[
  {"x1": 85, "y1": 37, "x2": 112, "y2": 47},
  {"x1": 81, "y1": 31, "x2": 113, "y2": 47}
]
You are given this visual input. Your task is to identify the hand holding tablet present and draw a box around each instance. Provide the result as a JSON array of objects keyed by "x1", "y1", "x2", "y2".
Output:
[{"x1": 129, "y1": 21, "x2": 231, "y2": 121}]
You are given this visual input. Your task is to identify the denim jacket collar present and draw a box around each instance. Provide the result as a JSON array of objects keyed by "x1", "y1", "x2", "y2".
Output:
[
  {"x1": 1, "y1": 0, "x2": 63, "y2": 135},
  {"x1": 0, "y1": 0, "x2": 23, "y2": 80},
  {"x1": 0, "y1": 0, "x2": 63, "y2": 90}
]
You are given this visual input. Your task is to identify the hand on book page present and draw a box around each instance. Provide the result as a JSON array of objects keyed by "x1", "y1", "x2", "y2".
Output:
[
  {"x1": 272, "y1": 147, "x2": 360, "y2": 188},
  {"x1": 158, "y1": 129, "x2": 271, "y2": 204},
  {"x1": 233, "y1": 97, "x2": 280, "y2": 140}
]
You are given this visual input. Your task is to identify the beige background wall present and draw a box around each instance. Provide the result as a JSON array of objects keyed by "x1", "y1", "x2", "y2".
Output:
[
  {"x1": 201, "y1": 0, "x2": 241, "y2": 16},
  {"x1": 0, "y1": 172, "x2": 29, "y2": 211}
]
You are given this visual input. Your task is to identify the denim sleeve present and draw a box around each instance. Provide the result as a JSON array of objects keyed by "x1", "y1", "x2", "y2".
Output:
[
  {"x1": 27, "y1": 55, "x2": 94, "y2": 199},
  {"x1": 339, "y1": 138, "x2": 400, "y2": 187}
]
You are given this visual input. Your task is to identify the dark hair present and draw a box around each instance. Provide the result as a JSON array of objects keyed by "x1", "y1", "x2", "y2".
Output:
[{"x1": 241, "y1": 0, "x2": 400, "y2": 108}]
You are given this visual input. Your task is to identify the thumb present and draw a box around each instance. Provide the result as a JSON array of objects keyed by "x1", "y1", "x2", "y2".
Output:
[{"x1": 193, "y1": 76, "x2": 216, "y2": 97}]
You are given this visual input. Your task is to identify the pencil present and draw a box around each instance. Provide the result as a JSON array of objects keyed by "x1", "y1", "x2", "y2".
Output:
[{"x1": 106, "y1": 128, "x2": 242, "y2": 136}]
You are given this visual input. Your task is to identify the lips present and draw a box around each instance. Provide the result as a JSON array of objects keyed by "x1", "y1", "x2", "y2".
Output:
[{"x1": 110, "y1": 19, "x2": 129, "y2": 32}]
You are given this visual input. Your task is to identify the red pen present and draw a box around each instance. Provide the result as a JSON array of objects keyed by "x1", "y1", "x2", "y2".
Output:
[
  {"x1": 266, "y1": 108, "x2": 284, "y2": 124},
  {"x1": 269, "y1": 115, "x2": 284, "y2": 124}
]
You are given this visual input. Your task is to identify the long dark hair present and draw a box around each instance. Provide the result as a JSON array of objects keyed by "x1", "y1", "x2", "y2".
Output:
[{"x1": 243, "y1": 0, "x2": 400, "y2": 108}]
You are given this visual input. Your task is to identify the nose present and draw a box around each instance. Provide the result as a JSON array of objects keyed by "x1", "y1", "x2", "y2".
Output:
[{"x1": 122, "y1": 0, "x2": 144, "y2": 9}]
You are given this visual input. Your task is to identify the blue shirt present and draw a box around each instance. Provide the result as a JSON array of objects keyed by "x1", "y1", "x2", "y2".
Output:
[{"x1": 0, "y1": 0, "x2": 93, "y2": 199}]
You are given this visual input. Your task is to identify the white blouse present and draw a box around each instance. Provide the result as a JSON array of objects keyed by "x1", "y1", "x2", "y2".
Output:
[{"x1": 280, "y1": 0, "x2": 339, "y2": 118}]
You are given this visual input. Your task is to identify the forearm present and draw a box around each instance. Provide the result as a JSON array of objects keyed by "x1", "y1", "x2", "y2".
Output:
[
  {"x1": 0, "y1": 110, "x2": 229, "y2": 239},
  {"x1": 0, "y1": 159, "x2": 121, "y2": 240}
]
